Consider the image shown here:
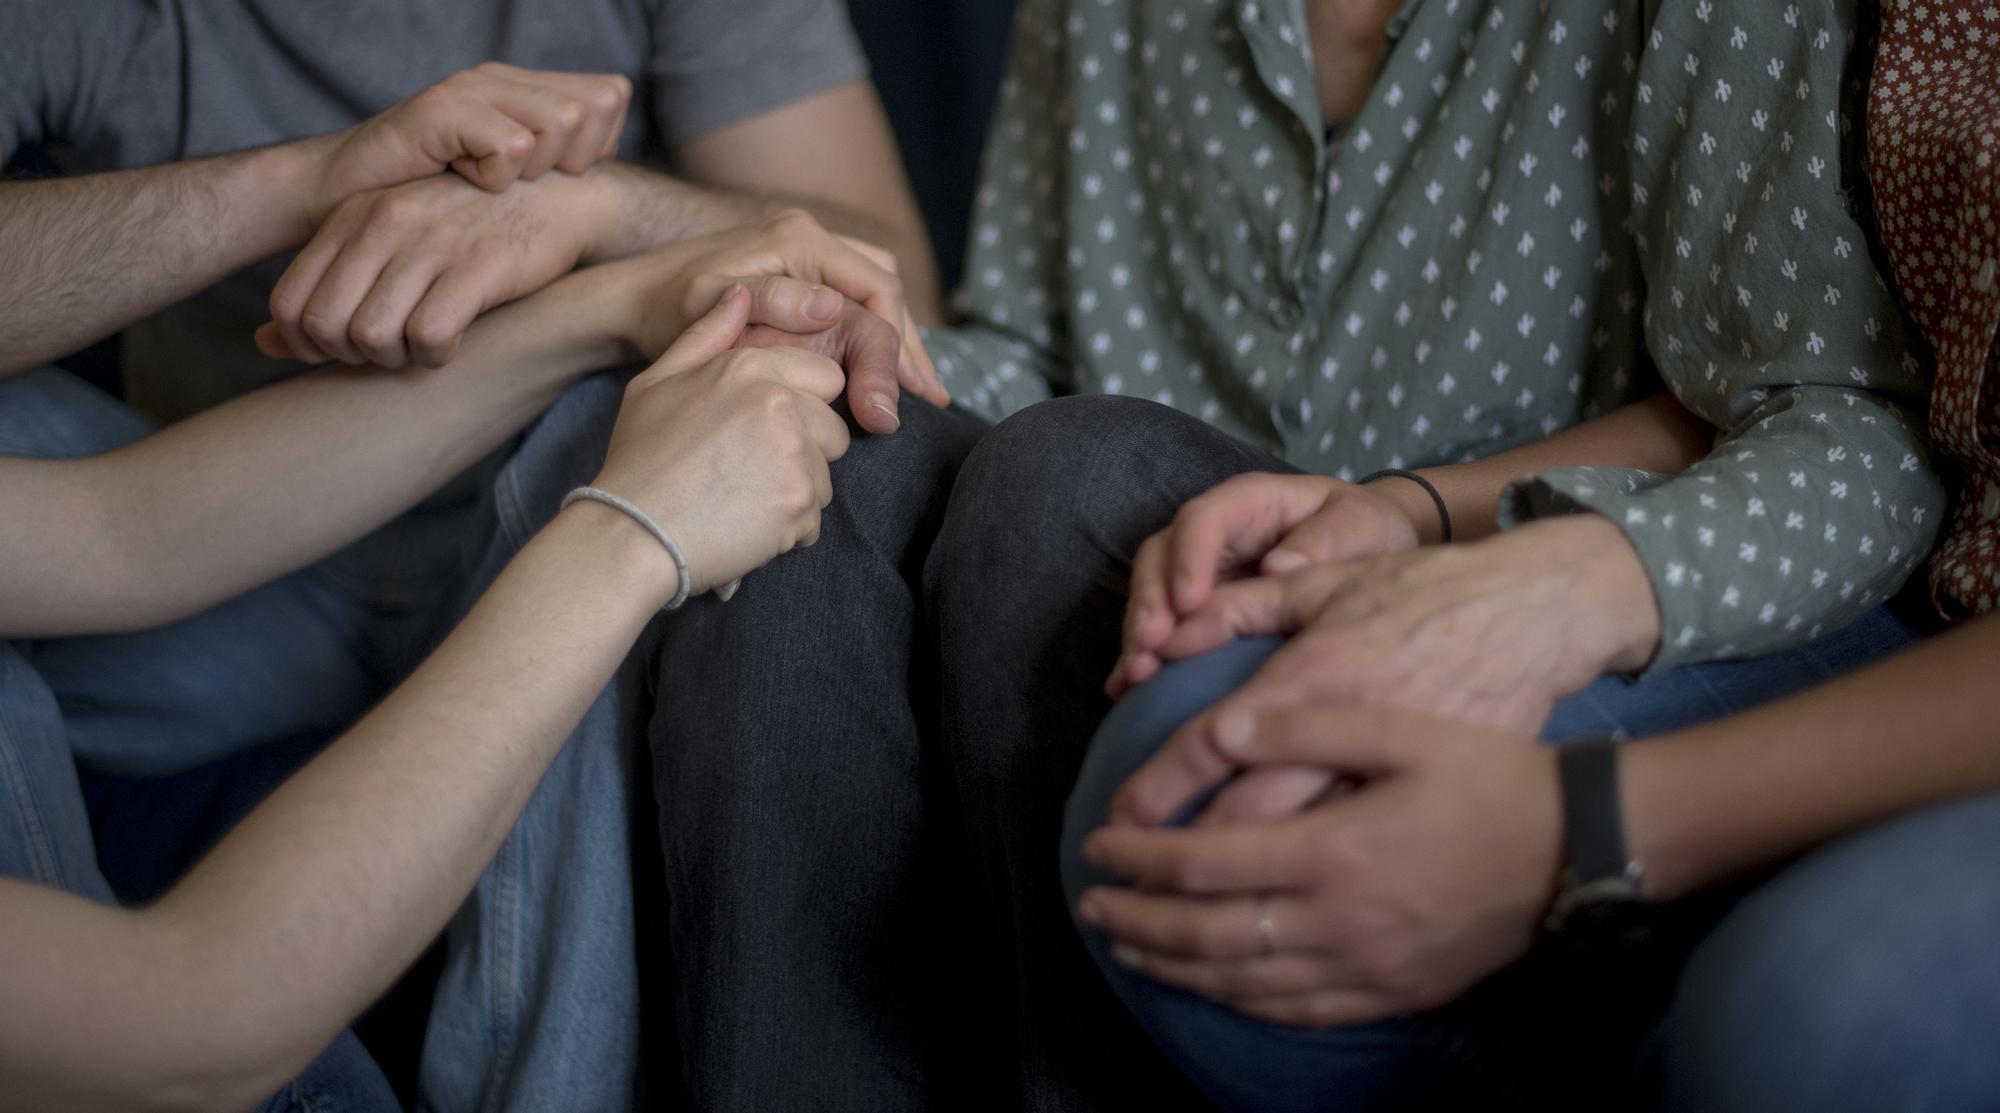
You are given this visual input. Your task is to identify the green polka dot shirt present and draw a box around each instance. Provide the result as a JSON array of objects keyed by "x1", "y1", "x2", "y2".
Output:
[{"x1": 926, "y1": 0, "x2": 1944, "y2": 672}]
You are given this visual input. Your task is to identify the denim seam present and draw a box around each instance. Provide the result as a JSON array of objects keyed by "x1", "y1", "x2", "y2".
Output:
[
  {"x1": 0, "y1": 704, "x2": 66, "y2": 888},
  {"x1": 478, "y1": 820, "x2": 523, "y2": 1113}
]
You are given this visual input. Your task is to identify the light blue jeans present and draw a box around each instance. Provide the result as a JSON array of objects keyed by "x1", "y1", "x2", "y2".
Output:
[
  {"x1": 414, "y1": 372, "x2": 655, "y2": 1113},
  {"x1": 1061, "y1": 612, "x2": 2000, "y2": 1111},
  {"x1": 0, "y1": 368, "x2": 648, "y2": 1111}
]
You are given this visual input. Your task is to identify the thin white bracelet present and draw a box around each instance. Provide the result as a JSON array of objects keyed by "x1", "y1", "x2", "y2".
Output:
[{"x1": 561, "y1": 485, "x2": 692, "y2": 611}]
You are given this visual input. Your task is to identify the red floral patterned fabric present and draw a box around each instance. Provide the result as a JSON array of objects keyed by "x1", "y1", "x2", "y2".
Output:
[{"x1": 1867, "y1": 0, "x2": 2000, "y2": 616}]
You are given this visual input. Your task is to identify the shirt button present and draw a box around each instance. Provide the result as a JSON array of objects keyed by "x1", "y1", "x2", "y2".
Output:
[
  {"x1": 1272, "y1": 300, "x2": 1304, "y2": 328},
  {"x1": 1982, "y1": 484, "x2": 2000, "y2": 520}
]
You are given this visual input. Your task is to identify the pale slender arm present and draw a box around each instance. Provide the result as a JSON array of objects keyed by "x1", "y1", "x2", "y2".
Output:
[
  {"x1": 0, "y1": 265, "x2": 633, "y2": 638},
  {"x1": 0, "y1": 502, "x2": 675, "y2": 1113},
  {"x1": 1372, "y1": 394, "x2": 1714, "y2": 544},
  {"x1": 1625, "y1": 614, "x2": 2000, "y2": 901},
  {"x1": 0, "y1": 142, "x2": 327, "y2": 379}
]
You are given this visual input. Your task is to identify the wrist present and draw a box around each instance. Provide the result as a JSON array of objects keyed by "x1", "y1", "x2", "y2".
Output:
[
  {"x1": 1497, "y1": 515, "x2": 1662, "y2": 675},
  {"x1": 574, "y1": 164, "x2": 639, "y2": 265},
  {"x1": 1362, "y1": 470, "x2": 1448, "y2": 545},
  {"x1": 548, "y1": 495, "x2": 683, "y2": 612},
  {"x1": 591, "y1": 163, "x2": 777, "y2": 261},
  {"x1": 260, "y1": 135, "x2": 342, "y2": 247}
]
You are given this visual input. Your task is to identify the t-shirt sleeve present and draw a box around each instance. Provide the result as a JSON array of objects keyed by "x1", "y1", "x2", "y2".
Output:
[
  {"x1": 1499, "y1": 2, "x2": 1945, "y2": 674},
  {"x1": 644, "y1": 0, "x2": 870, "y2": 148},
  {"x1": 0, "y1": 1, "x2": 163, "y2": 160}
]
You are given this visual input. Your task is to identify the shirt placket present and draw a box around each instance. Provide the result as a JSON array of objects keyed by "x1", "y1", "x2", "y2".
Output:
[{"x1": 1232, "y1": 0, "x2": 1331, "y2": 450}]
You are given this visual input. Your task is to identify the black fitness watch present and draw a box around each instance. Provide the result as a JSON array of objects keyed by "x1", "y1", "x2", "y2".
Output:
[{"x1": 1545, "y1": 738, "x2": 1655, "y2": 953}]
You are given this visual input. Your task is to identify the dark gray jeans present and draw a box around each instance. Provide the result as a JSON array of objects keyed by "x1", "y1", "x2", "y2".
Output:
[
  {"x1": 654, "y1": 390, "x2": 1926, "y2": 1112},
  {"x1": 645, "y1": 394, "x2": 992, "y2": 1111}
]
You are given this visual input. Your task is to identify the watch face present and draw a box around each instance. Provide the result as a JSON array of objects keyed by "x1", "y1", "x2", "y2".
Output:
[{"x1": 1555, "y1": 897, "x2": 1658, "y2": 957}]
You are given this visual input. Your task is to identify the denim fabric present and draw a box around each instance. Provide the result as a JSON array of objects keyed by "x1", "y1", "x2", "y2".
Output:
[
  {"x1": 414, "y1": 372, "x2": 658, "y2": 1113},
  {"x1": 644, "y1": 390, "x2": 992, "y2": 1111},
  {"x1": 926, "y1": 395, "x2": 1283, "y2": 1112},
  {"x1": 1059, "y1": 613, "x2": 1927, "y2": 1112},
  {"x1": 924, "y1": 394, "x2": 1961, "y2": 1112},
  {"x1": 0, "y1": 370, "x2": 381, "y2": 778},
  {"x1": 256, "y1": 1031, "x2": 403, "y2": 1113},
  {"x1": 0, "y1": 368, "x2": 396, "y2": 1110},
  {"x1": 1657, "y1": 793, "x2": 2000, "y2": 1113}
]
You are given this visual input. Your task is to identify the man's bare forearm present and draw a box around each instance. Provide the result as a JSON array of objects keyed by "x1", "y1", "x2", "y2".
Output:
[
  {"x1": 1625, "y1": 614, "x2": 2000, "y2": 900},
  {"x1": 0, "y1": 264, "x2": 634, "y2": 638},
  {"x1": 0, "y1": 141, "x2": 330, "y2": 378}
]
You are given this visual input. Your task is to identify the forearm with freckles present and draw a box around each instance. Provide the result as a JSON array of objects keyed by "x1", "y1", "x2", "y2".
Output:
[
  {"x1": 1623, "y1": 614, "x2": 2000, "y2": 902},
  {"x1": 0, "y1": 266, "x2": 629, "y2": 638},
  {"x1": 0, "y1": 142, "x2": 324, "y2": 378},
  {"x1": 1374, "y1": 394, "x2": 1713, "y2": 543}
]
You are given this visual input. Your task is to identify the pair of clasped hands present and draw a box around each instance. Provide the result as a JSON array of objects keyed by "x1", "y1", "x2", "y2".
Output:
[
  {"x1": 1080, "y1": 472, "x2": 1659, "y2": 1028},
  {"x1": 258, "y1": 62, "x2": 949, "y2": 603}
]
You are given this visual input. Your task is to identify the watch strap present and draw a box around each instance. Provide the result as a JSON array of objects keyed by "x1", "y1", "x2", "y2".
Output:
[{"x1": 1557, "y1": 738, "x2": 1630, "y2": 885}]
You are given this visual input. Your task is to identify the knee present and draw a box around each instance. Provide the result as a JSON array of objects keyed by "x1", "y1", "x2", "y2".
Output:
[
  {"x1": 952, "y1": 396, "x2": 1246, "y2": 533},
  {"x1": 931, "y1": 396, "x2": 1258, "y2": 600},
  {"x1": 1661, "y1": 795, "x2": 2000, "y2": 1112},
  {"x1": 1060, "y1": 638, "x2": 1285, "y2": 908}
]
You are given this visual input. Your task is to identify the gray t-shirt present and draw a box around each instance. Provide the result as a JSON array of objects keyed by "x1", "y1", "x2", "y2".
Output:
[
  {"x1": 1, "y1": 0, "x2": 867, "y2": 679},
  {"x1": 1, "y1": 0, "x2": 869, "y2": 419}
]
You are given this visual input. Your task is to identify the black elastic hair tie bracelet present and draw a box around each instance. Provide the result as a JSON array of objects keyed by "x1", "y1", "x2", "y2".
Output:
[{"x1": 1357, "y1": 468, "x2": 1453, "y2": 544}]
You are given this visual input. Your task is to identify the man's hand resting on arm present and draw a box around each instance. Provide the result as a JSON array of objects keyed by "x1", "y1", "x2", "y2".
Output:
[
  {"x1": 0, "y1": 243, "x2": 874, "y2": 638},
  {"x1": 255, "y1": 180, "x2": 947, "y2": 426},
  {"x1": 0, "y1": 289, "x2": 851, "y2": 1113},
  {"x1": 0, "y1": 62, "x2": 630, "y2": 379}
]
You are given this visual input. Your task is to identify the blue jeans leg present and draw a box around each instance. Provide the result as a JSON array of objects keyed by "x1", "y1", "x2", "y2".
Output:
[
  {"x1": 417, "y1": 374, "x2": 648, "y2": 1113},
  {"x1": 4, "y1": 647, "x2": 392, "y2": 1112},
  {"x1": 1060, "y1": 608, "x2": 1924, "y2": 1111},
  {"x1": 1655, "y1": 793, "x2": 2000, "y2": 1113},
  {"x1": 1, "y1": 369, "x2": 395, "y2": 1110}
]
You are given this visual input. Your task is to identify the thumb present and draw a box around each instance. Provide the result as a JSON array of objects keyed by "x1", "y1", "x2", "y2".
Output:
[
  {"x1": 254, "y1": 321, "x2": 296, "y2": 360},
  {"x1": 649, "y1": 284, "x2": 751, "y2": 379}
]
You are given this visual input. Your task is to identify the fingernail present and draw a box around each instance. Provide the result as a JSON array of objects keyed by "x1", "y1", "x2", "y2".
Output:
[
  {"x1": 1265, "y1": 549, "x2": 1308, "y2": 573},
  {"x1": 1133, "y1": 605, "x2": 1152, "y2": 631},
  {"x1": 804, "y1": 285, "x2": 842, "y2": 321},
  {"x1": 1112, "y1": 944, "x2": 1146, "y2": 970},
  {"x1": 1077, "y1": 898, "x2": 1103, "y2": 926},
  {"x1": 870, "y1": 395, "x2": 900, "y2": 427},
  {"x1": 1214, "y1": 709, "x2": 1255, "y2": 754}
]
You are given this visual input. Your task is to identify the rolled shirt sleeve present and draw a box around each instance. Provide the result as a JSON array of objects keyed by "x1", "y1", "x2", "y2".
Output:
[
  {"x1": 646, "y1": 0, "x2": 870, "y2": 147},
  {"x1": 1500, "y1": 1, "x2": 1944, "y2": 672}
]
